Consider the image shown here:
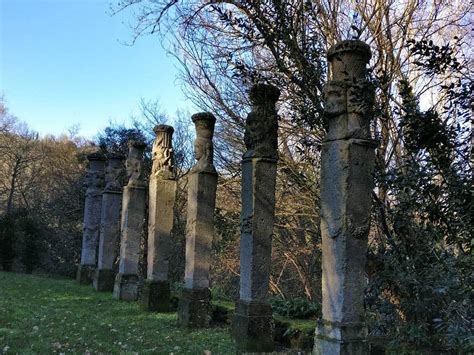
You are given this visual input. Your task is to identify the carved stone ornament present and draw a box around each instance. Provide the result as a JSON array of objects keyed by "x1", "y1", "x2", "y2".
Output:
[
  {"x1": 324, "y1": 80, "x2": 375, "y2": 117},
  {"x1": 327, "y1": 40, "x2": 372, "y2": 82},
  {"x1": 84, "y1": 152, "x2": 106, "y2": 190},
  {"x1": 323, "y1": 80, "x2": 374, "y2": 140},
  {"x1": 151, "y1": 125, "x2": 174, "y2": 179},
  {"x1": 125, "y1": 140, "x2": 147, "y2": 187},
  {"x1": 240, "y1": 216, "x2": 253, "y2": 235},
  {"x1": 104, "y1": 153, "x2": 125, "y2": 192},
  {"x1": 243, "y1": 84, "x2": 280, "y2": 159},
  {"x1": 191, "y1": 112, "x2": 216, "y2": 173},
  {"x1": 324, "y1": 40, "x2": 375, "y2": 141}
]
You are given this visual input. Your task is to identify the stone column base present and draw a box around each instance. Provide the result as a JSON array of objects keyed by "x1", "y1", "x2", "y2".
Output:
[
  {"x1": 140, "y1": 280, "x2": 170, "y2": 312},
  {"x1": 232, "y1": 300, "x2": 274, "y2": 353},
  {"x1": 313, "y1": 320, "x2": 368, "y2": 355},
  {"x1": 93, "y1": 268, "x2": 116, "y2": 292},
  {"x1": 177, "y1": 287, "x2": 211, "y2": 328},
  {"x1": 76, "y1": 264, "x2": 95, "y2": 284},
  {"x1": 113, "y1": 273, "x2": 139, "y2": 301}
]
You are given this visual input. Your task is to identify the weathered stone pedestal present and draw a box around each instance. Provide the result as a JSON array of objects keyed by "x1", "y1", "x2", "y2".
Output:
[
  {"x1": 233, "y1": 300, "x2": 274, "y2": 352},
  {"x1": 313, "y1": 40, "x2": 376, "y2": 355},
  {"x1": 232, "y1": 84, "x2": 280, "y2": 353},
  {"x1": 77, "y1": 152, "x2": 105, "y2": 284},
  {"x1": 141, "y1": 279, "x2": 170, "y2": 311},
  {"x1": 178, "y1": 113, "x2": 217, "y2": 328},
  {"x1": 315, "y1": 320, "x2": 369, "y2": 355},
  {"x1": 140, "y1": 125, "x2": 177, "y2": 312},
  {"x1": 94, "y1": 154, "x2": 124, "y2": 292},
  {"x1": 113, "y1": 273, "x2": 140, "y2": 301},
  {"x1": 113, "y1": 141, "x2": 147, "y2": 301},
  {"x1": 76, "y1": 264, "x2": 96, "y2": 285},
  {"x1": 178, "y1": 287, "x2": 212, "y2": 328},
  {"x1": 93, "y1": 268, "x2": 116, "y2": 291},
  {"x1": 233, "y1": 157, "x2": 278, "y2": 353},
  {"x1": 178, "y1": 171, "x2": 217, "y2": 327}
]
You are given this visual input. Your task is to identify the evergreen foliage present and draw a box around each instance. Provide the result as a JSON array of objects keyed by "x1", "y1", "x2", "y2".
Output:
[{"x1": 367, "y1": 39, "x2": 472, "y2": 351}]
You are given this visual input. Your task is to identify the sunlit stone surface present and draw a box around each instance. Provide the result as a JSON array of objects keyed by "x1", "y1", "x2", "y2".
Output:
[
  {"x1": 113, "y1": 140, "x2": 147, "y2": 301},
  {"x1": 314, "y1": 40, "x2": 377, "y2": 355}
]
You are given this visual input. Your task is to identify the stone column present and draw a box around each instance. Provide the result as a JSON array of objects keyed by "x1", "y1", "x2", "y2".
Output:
[
  {"x1": 232, "y1": 84, "x2": 280, "y2": 353},
  {"x1": 140, "y1": 125, "x2": 177, "y2": 311},
  {"x1": 177, "y1": 112, "x2": 217, "y2": 328},
  {"x1": 93, "y1": 153, "x2": 125, "y2": 292},
  {"x1": 313, "y1": 40, "x2": 377, "y2": 354},
  {"x1": 77, "y1": 152, "x2": 106, "y2": 284},
  {"x1": 113, "y1": 140, "x2": 147, "y2": 301}
]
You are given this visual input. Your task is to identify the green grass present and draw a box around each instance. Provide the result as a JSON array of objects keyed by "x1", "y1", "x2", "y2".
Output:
[
  {"x1": 211, "y1": 299, "x2": 315, "y2": 334},
  {"x1": 0, "y1": 272, "x2": 235, "y2": 354},
  {"x1": 273, "y1": 315, "x2": 315, "y2": 334}
]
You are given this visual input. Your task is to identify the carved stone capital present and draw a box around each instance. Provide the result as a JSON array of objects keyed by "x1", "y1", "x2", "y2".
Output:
[
  {"x1": 327, "y1": 40, "x2": 371, "y2": 63},
  {"x1": 154, "y1": 124, "x2": 174, "y2": 136},
  {"x1": 192, "y1": 112, "x2": 215, "y2": 139},
  {"x1": 191, "y1": 112, "x2": 216, "y2": 173},
  {"x1": 243, "y1": 84, "x2": 280, "y2": 159},
  {"x1": 152, "y1": 124, "x2": 175, "y2": 180},
  {"x1": 327, "y1": 40, "x2": 371, "y2": 81}
]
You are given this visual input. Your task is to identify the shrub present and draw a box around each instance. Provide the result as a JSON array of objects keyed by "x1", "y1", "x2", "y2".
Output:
[{"x1": 269, "y1": 296, "x2": 321, "y2": 319}]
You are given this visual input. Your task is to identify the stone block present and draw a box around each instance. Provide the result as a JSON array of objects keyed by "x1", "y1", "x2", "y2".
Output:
[
  {"x1": 117, "y1": 185, "x2": 146, "y2": 276},
  {"x1": 184, "y1": 171, "x2": 218, "y2": 290},
  {"x1": 92, "y1": 268, "x2": 116, "y2": 292},
  {"x1": 232, "y1": 300, "x2": 274, "y2": 353},
  {"x1": 177, "y1": 287, "x2": 211, "y2": 328},
  {"x1": 314, "y1": 320, "x2": 368, "y2": 355},
  {"x1": 76, "y1": 264, "x2": 95, "y2": 285},
  {"x1": 97, "y1": 191, "x2": 122, "y2": 270},
  {"x1": 239, "y1": 158, "x2": 277, "y2": 302},
  {"x1": 113, "y1": 273, "x2": 139, "y2": 301},
  {"x1": 140, "y1": 279, "x2": 171, "y2": 312},
  {"x1": 147, "y1": 178, "x2": 176, "y2": 281}
]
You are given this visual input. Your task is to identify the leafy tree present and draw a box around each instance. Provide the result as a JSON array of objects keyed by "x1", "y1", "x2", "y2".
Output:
[
  {"x1": 0, "y1": 101, "x2": 91, "y2": 276},
  {"x1": 366, "y1": 39, "x2": 472, "y2": 351},
  {"x1": 96, "y1": 125, "x2": 148, "y2": 157},
  {"x1": 112, "y1": 1, "x2": 472, "y2": 307}
]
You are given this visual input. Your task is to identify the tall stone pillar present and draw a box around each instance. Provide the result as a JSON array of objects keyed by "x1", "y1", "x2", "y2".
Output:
[
  {"x1": 77, "y1": 152, "x2": 106, "y2": 284},
  {"x1": 232, "y1": 84, "x2": 280, "y2": 353},
  {"x1": 93, "y1": 153, "x2": 125, "y2": 292},
  {"x1": 313, "y1": 40, "x2": 377, "y2": 354},
  {"x1": 140, "y1": 125, "x2": 177, "y2": 311},
  {"x1": 177, "y1": 112, "x2": 218, "y2": 328},
  {"x1": 113, "y1": 140, "x2": 147, "y2": 301}
]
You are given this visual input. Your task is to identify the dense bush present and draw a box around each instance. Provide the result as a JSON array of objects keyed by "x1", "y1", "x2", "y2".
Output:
[
  {"x1": 269, "y1": 296, "x2": 321, "y2": 319},
  {"x1": 366, "y1": 40, "x2": 472, "y2": 351},
  {"x1": 0, "y1": 209, "x2": 42, "y2": 273},
  {"x1": 0, "y1": 214, "x2": 15, "y2": 271}
]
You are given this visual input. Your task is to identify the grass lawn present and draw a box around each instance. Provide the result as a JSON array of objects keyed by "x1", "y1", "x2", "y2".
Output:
[{"x1": 0, "y1": 272, "x2": 235, "y2": 354}]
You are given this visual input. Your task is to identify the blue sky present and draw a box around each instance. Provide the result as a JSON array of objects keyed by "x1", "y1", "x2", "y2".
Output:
[{"x1": 0, "y1": 0, "x2": 191, "y2": 138}]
